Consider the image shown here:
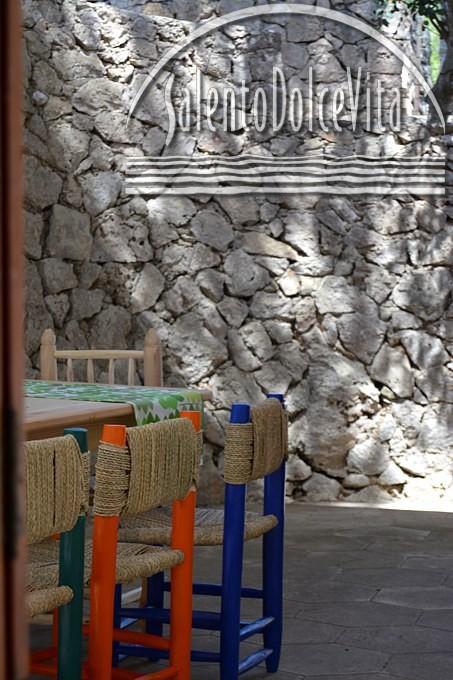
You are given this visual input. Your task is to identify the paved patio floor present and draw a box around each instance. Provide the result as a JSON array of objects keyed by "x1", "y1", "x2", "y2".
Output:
[{"x1": 32, "y1": 502, "x2": 453, "y2": 679}]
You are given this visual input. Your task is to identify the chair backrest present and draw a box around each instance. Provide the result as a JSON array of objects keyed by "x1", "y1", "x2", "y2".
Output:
[
  {"x1": 223, "y1": 398, "x2": 288, "y2": 485},
  {"x1": 39, "y1": 328, "x2": 163, "y2": 387},
  {"x1": 25, "y1": 434, "x2": 88, "y2": 544},
  {"x1": 94, "y1": 419, "x2": 201, "y2": 518}
]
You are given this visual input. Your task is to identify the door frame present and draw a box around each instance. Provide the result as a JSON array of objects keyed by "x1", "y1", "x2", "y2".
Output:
[{"x1": 0, "y1": 0, "x2": 27, "y2": 678}]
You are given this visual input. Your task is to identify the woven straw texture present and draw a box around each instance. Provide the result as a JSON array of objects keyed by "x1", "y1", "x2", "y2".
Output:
[
  {"x1": 223, "y1": 399, "x2": 288, "y2": 485},
  {"x1": 120, "y1": 507, "x2": 278, "y2": 547},
  {"x1": 95, "y1": 419, "x2": 200, "y2": 517},
  {"x1": 25, "y1": 434, "x2": 88, "y2": 618},
  {"x1": 29, "y1": 538, "x2": 183, "y2": 589},
  {"x1": 25, "y1": 435, "x2": 88, "y2": 544},
  {"x1": 27, "y1": 586, "x2": 73, "y2": 618}
]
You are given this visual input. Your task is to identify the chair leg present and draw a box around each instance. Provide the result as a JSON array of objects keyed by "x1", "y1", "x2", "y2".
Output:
[
  {"x1": 170, "y1": 490, "x2": 196, "y2": 680},
  {"x1": 145, "y1": 573, "x2": 164, "y2": 636},
  {"x1": 220, "y1": 483, "x2": 246, "y2": 680},
  {"x1": 263, "y1": 462, "x2": 285, "y2": 673},
  {"x1": 58, "y1": 427, "x2": 89, "y2": 680},
  {"x1": 112, "y1": 585, "x2": 122, "y2": 667},
  {"x1": 88, "y1": 515, "x2": 119, "y2": 680},
  {"x1": 88, "y1": 423, "x2": 126, "y2": 680},
  {"x1": 57, "y1": 516, "x2": 85, "y2": 680}
]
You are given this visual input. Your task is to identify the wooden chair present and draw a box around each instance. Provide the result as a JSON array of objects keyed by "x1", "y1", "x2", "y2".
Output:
[
  {"x1": 87, "y1": 414, "x2": 201, "y2": 680},
  {"x1": 40, "y1": 328, "x2": 163, "y2": 387},
  {"x1": 116, "y1": 395, "x2": 288, "y2": 680},
  {"x1": 27, "y1": 428, "x2": 88, "y2": 680}
]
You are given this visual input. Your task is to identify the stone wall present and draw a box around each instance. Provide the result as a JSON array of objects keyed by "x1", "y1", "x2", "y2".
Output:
[{"x1": 23, "y1": 0, "x2": 452, "y2": 506}]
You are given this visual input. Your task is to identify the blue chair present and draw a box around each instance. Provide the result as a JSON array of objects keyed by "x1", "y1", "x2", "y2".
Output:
[{"x1": 116, "y1": 394, "x2": 287, "y2": 679}]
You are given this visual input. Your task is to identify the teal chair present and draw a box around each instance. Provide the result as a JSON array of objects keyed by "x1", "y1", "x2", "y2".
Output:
[{"x1": 27, "y1": 428, "x2": 88, "y2": 680}]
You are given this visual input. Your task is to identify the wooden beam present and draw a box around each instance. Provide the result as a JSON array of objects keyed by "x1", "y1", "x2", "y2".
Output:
[{"x1": 0, "y1": 0, "x2": 27, "y2": 678}]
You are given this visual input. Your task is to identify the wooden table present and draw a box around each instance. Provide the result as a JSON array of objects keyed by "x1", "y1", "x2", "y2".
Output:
[
  {"x1": 25, "y1": 397, "x2": 136, "y2": 448},
  {"x1": 25, "y1": 387, "x2": 212, "y2": 447}
]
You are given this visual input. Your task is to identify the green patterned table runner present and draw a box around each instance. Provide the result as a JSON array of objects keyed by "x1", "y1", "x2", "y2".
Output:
[{"x1": 24, "y1": 380, "x2": 203, "y2": 425}]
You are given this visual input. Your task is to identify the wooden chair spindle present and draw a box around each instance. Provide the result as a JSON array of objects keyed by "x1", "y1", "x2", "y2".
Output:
[{"x1": 108, "y1": 359, "x2": 115, "y2": 385}]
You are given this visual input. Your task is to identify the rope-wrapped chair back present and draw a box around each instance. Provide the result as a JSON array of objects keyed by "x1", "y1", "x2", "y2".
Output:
[
  {"x1": 95, "y1": 418, "x2": 200, "y2": 518},
  {"x1": 223, "y1": 399, "x2": 288, "y2": 485},
  {"x1": 25, "y1": 435, "x2": 88, "y2": 544}
]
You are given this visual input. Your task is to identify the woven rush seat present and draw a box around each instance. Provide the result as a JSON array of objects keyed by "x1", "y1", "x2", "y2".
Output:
[
  {"x1": 120, "y1": 507, "x2": 278, "y2": 546},
  {"x1": 28, "y1": 539, "x2": 183, "y2": 589},
  {"x1": 27, "y1": 585, "x2": 74, "y2": 619}
]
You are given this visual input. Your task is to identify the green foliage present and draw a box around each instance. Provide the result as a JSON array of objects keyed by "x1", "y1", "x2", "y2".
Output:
[
  {"x1": 428, "y1": 19, "x2": 442, "y2": 82},
  {"x1": 377, "y1": 0, "x2": 448, "y2": 39}
]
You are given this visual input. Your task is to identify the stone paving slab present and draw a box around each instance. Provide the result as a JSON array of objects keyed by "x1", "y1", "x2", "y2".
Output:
[
  {"x1": 298, "y1": 550, "x2": 405, "y2": 569},
  {"x1": 279, "y1": 619, "x2": 341, "y2": 645},
  {"x1": 306, "y1": 675, "x2": 410, "y2": 680},
  {"x1": 305, "y1": 673, "x2": 409, "y2": 680},
  {"x1": 337, "y1": 624, "x2": 453, "y2": 653},
  {"x1": 418, "y1": 609, "x2": 453, "y2": 631},
  {"x1": 285, "y1": 535, "x2": 369, "y2": 552},
  {"x1": 283, "y1": 564, "x2": 341, "y2": 583},
  {"x1": 190, "y1": 667, "x2": 302, "y2": 680},
  {"x1": 284, "y1": 580, "x2": 377, "y2": 604},
  {"x1": 297, "y1": 601, "x2": 422, "y2": 627},
  {"x1": 368, "y1": 537, "x2": 453, "y2": 556},
  {"x1": 335, "y1": 566, "x2": 447, "y2": 587},
  {"x1": 386, "y1": 652, "x2": 453, "y2": 680},
  {"x1": 374, "y1": 585, "x2": 453, "y2": 609},
  {"x1": 278, "y1": 642, "x2": 388, "y2": 676},
  {"x1": 335, "y1": 526, "x2": 430, "y2": 540},
  {"x1": 404, "y1": 555, "x2": 453, "y2": 570},
  {"x1": 394, "y1": 513, "x2": 453, "y2": 530}
]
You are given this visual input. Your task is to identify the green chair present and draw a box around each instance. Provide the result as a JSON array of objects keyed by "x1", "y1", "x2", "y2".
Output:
[{"x1": 27, "y1": 428, "x2": 88, "y2": 680}]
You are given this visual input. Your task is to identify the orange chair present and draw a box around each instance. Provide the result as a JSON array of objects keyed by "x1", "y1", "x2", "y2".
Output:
[{"x1": 87, "y1": 416, "x2": 200, "y2": 680}]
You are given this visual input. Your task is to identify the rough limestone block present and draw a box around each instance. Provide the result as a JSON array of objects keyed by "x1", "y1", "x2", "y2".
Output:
[
  {"x1": 369, "y1": 345, "x2": 414, "y2": 399},
  {"x1": 47, "y1": 205, "x2": 92, "y2": 260}
]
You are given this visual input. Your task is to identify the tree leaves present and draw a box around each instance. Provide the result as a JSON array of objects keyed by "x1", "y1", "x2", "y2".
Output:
[{"x1": 376, "y1": 0, "x2": 448, "y2": 40}]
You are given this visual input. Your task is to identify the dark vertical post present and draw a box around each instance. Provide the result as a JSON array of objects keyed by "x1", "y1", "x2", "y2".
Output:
[{"x1": 0, "y1": 0, "x2": 25, "y2": 678}]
